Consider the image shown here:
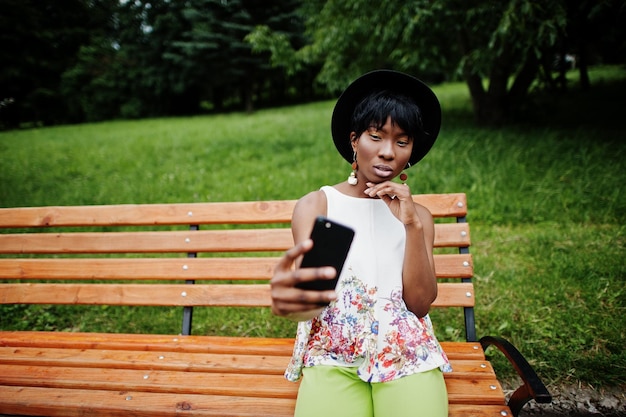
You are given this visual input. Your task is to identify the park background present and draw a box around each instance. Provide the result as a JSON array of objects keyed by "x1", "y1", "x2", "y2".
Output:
[{"x1": 1, "y1": 1, "x2": 624, "y2": 414}]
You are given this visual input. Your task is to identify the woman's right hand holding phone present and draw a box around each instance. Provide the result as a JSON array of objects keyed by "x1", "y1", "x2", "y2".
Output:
[{"x1": 270, "y1": 239, "x2": 337, "y2": 321}]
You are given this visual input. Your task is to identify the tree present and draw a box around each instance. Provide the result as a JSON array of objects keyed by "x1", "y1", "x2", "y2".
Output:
[
  {"x1": 167, "y1": 0, "x2": 306, "y2": 113},
  {"x1": 0, "y1": 0, "x2": 98, "y2": 127},
  {"x1": 65, "y1": 0, "x2": 308, "y2": 120},
  {"x1": 248, "y1": 0, "x2": 575, "y2": 124}
]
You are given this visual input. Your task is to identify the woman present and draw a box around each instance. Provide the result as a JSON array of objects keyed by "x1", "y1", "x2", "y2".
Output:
[{"x1": 271, "y1": 70, "x2": 450, "y2": 417}]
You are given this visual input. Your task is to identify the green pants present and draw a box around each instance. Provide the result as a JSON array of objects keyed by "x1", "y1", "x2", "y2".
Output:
[{"x1": 294, "y1": 366, "x2": 448, "y2": 417}]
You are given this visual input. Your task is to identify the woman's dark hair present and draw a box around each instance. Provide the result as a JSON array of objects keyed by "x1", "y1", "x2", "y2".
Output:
[{"x1": 350, "y1": 90, "x2": 424, "y2": 140}]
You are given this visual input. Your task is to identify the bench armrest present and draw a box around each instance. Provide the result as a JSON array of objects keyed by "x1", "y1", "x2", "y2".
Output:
[{"x1": 479, "y1": 336, "x2": 552, "y2": 417}]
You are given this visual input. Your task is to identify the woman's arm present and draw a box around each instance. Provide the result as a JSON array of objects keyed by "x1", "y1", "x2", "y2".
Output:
[
  {"x1": 363, "y1": 182, "x2": 437, "y2": 317},
  {"x1": 270, "y1": 191, "x2": 337, "y2": 321},
  {"x1": 401, "y1": 203, "x2": 437, "y2": 317}
]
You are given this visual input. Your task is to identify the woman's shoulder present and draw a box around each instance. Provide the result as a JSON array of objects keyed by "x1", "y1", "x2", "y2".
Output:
[
  {"x1": 291, "y1": 190, "x2": 328, "y2": 244},
  {"x1": 413, "y1": 201, "x2": 433, "y2": 222},
  {"x1": 294, "y1": 189, "x2": 327, "y2": 217}
]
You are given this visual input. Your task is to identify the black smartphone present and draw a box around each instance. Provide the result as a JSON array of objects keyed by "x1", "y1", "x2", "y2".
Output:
[{"x1": 296, "y1": 216, "x2": 355, "y2": 291}]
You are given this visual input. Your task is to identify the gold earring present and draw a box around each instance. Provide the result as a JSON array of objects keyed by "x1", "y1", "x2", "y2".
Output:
[{"x1": 348, "y1": 153, "x2": 358, "y2": 185}]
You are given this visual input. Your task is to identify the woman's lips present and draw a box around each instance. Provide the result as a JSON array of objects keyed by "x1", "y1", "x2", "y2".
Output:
[{"x1": 373, "y1": 164, "x2": 394, "y2": 178}]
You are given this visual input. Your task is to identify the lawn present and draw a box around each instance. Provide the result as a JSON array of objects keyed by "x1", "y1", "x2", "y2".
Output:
[{"x1": 0, "y1": 66, "x2": 624, "y2": 387}]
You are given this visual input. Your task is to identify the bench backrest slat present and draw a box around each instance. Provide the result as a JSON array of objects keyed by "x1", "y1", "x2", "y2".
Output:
[
  {"x1": 0, "y1": 229, "x2": 294, "y2": 254},
  {"x1": 0, "y1": 201, "x2": 296, "y2": 228},
  {"x1": 0, "y1": 223, "x2": 468, "y2": 254},
  {"x1": 0, "y1": 283, "x2": 473, "y2": 308},
  {"x1": 0, "y1": 194, "x2": 466, "y2": 228},
  {"x1": 0, "y1": 254, "x2": 472, "y2": 280}
]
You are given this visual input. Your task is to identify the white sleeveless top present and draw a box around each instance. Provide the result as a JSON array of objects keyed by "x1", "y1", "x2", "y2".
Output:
[{"x1": 285, "y1": 186, "x2": 451, "y2": 383}]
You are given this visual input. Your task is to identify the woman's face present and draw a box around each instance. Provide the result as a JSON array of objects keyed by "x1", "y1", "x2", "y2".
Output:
[{"x1": 351, "y1": 116, "x2": 413, "y2": 184}]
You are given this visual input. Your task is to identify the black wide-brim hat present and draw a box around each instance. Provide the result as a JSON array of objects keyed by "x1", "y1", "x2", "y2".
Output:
[{"x1": 331, "y1": 70, "x2": 441, "y2": 167}]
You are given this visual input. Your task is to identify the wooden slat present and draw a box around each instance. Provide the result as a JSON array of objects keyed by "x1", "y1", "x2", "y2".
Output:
[
  {"x1": 0, "y1": 282, "x2": 474, "y2": 307},
  {"x1": 412, "y1": 193, "x2": 467, "y2": 218},
  {"x1": 0, "y1": 194, "x2": 466, "y2": 229},
  {"x1": 435, "y1": 282, "x2": 475, "y2": 307},
  {"x1": 0, "y1": 385, "x2": 298, "y2": 417},
  {"x1": 0, "y1": 223, "x2": 466, "y2": 254},
  {"x1": 0, "y1": 254, "x2": 471, "y2": 280},
  {"x1": 0, "y1": 332, "x2": 298, "y2": 355},
  {"x1": 0, "y1": 364, "x2": 298, "y2": 399},
  {"x1": 0, "y1": 364, "x2": 504, "y2": 404},
  {"x1": 435, "y1": 222, "x2": 470, "y2": 247},
  {"x1": 0, "y1": 283, "x2": 271, "y2": 307},
  {"x1": 0, "y1": 386, "x2": 511, "y2": 417},
  {"x1": 0, "y1": 347, "x2": 289, "y2": 375},
  {"x1": 442, "y1": 342, "x2": 488, "y2": 360},
  {"x1": 0, "y1": 346, "x2": 494, "y2": 379},
  {"x1": 0, "y1": 228, "x2": 294, "y2": 254},
  {"x1": 448, "y1": 405, "x2": 513, "y2": 417},
  {"x1": 0, "y1": 201, "x2": 297, "y2": 228},
  {"x1": 435, "y1": 254, "x2": 473, "y2": 278},
  {"x1": 0, "y1": 332, "x2": 487, "y2": 360},
  {"x1": 0, "y1": 257, "x2": 281, "y2": 280}
]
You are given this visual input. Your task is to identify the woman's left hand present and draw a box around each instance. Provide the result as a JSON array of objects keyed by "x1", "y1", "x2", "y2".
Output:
[{"x1": 364, "y1": 181, "x2": 420, "y2": 225}]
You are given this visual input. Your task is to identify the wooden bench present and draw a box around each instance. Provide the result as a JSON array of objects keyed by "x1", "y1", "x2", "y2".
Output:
[{"x1": 0, "y1": 193, "x2": 551, "y2": 417}]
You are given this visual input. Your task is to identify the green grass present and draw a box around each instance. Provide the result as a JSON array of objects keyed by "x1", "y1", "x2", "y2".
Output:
[{"x1": 1, "y1": 65, "x2": 624, "y2": 387}]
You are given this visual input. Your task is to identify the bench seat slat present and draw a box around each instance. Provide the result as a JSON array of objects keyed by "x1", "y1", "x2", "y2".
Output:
[
  {"x1": 0, "y1": 364, "x2": 505, "y2": 404},
  {"x1": 0, "y1": 386, "x2": 510, "y2": 417},
  {"x1": 0, "y1": 254, "x2": 472, "y2": 280},
  {"x1": 0, "y1": 346, "x2": 289, "y2": 375},
  {"x1": 0, "y1": 364, "x2": 298, "y2": 399},
  {"x1": 0, "y1": 282, "x2": 474, "y2": 307},
  {"x1": 0, "y1": 346, "x2": 495, "y2": 379},
  {"x1": 0, "y1": 332, "x2": 487, "y2": 359},
  {"x1": 0, "y1": 385, "x2": 298, "y2": 417},
  {"x1": 0, "y1": 332, "x2": 298, "y2": 355}
]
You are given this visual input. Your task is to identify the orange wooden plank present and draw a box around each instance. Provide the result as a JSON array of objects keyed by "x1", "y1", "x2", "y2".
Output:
[
  {"x1": 413, "y1": 193, "x2": 467, "y2": 218},
  {"x1": 0, "y1": 194, "x2": 466, "y2": 229},
  {"x1": 0, "y1": 332, "x2": 297, "y2": 355},
  {"x1": 0, "y1": 347, "x2": 289, "y2": 375},
  {"x1": 435, "y1": 254, "x2": 473, "y2": 278},
  {"x1": 0, "y1": 364, "x2": 505, "y2": 404},
  {"x1": 0, "y1": 332, "x2": 487, "y2": 361},
  {"x1": 0, "y1": 346, "x2": 493, "y2": 381},
  {"x1": 0, "y1": 282, "x2": 473, "y2": 307},
  {"x1": 0, "y1": 385, "x2": 512, "y2": 417},
  {"x1": 445, "y1": 359, "x2": 498, "y2": 379},
  {"x1": 441, "y1": 342, "x2": 487, "y2": 360},
  {"x1": 447, "y1": 378, "x2": 507, "y2": 405},
  {"x1": 0, "y1": 228, "x2": 294, "y2": 254},
  {"x1": 0, "y1": 201, "x2": 296, "y2": 228},
  {"x1": 0, "y1": 254, "x2": 471, "y2": 280},
  {"x1": 0, "y1": 257, "x2": 281, "y2": 280},
  {"x1": 434, "y1": 282, "x2": 475, "y2": 307},
  {"x1": 0, "y1": 385, "x2": 297, "y2": 417},
  {"x1": 0, "y1": 364, "x2": 299, "y2": 399},
  {"x1": 448, "y1": 404, "x2": 513, "y2": 417},
  {"x1": 435, "y1": 222, "x2": 471, "y2": 247},
  {"x1": 0, "y1": 223, "x2": 466, "y2": 255},
  {"x1": 0, "y1": 283, "x2": 271, "y2": 307}
]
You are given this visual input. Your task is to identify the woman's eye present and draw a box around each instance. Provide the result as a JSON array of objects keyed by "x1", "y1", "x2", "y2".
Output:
[{"x1": 369, "y1": 134, "x2": 381, "y2": 140}]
